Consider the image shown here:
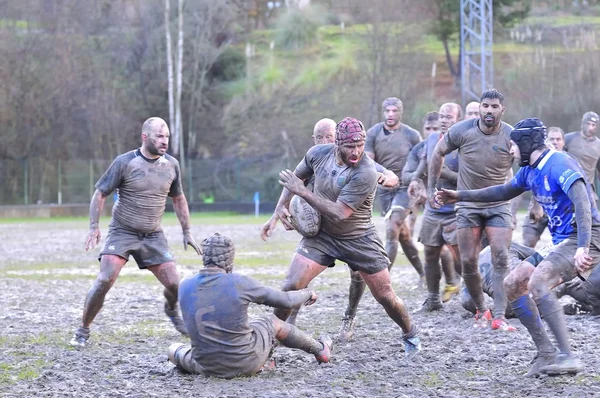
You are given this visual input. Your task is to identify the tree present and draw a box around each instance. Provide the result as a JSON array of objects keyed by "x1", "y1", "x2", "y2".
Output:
[
  {"x1": 430, "y1": 0, "x2": 532, "y2": 85},
  {"x1": 164, "y1": 0, "x2": 184, "y2": 159}
]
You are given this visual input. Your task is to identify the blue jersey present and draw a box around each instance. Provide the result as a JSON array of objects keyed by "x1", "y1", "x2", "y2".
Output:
[{"x1": 511, "y1": 150, "x2": 600, "y2": 244}]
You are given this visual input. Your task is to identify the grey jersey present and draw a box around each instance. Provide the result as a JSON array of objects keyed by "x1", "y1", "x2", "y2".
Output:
[
  {"x1": 95, "y1": 149, "x2": 182, "y2": 233},
  {"x1": 445, "y1": 119, "x2": 514, "y2": 209},
  {"x1": 178, "y1": 268, "x2": 312, "y2": 379},
  {"x1": 564, "y1": 132, "x2": 600, "y2": 187},
  {"x1": 365, "y1": 122, "x2": 422, "y2": 181},
  {"x1": 295, "y1": 144, "x2": 378, "y2": 239}
]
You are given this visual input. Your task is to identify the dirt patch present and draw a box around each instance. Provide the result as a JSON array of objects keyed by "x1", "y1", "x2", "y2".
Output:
[{"x1": 1, "y1": 218, "x2": 599, "y2": 397}]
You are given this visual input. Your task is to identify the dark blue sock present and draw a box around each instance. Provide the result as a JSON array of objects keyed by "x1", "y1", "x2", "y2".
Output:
[{"x1": 511, "y1": 295, "x2": 554, "y2": 353}]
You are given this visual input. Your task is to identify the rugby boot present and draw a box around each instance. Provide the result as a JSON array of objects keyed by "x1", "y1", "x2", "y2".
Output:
[
  {"x1": 69, "y1": 326, "x2": 90, "y2": 348},
  {"x1": 165, "y1": 303, "x2": 188, "y2": 336},
  {"x1": 403, "y1": 336, "x2": 422, "y2": 359},
  {"x1": 402, "y1": 325, "x2": 421, "y2": 359},
  {"x1": 441, "y1": 284, "x2": 460, "y2": 303},
  {"x1": 491, "y1": 318, "x2": 517, "y2": 332},
  {"x1": 168, "y1": 343, "x2": 187, "y2": 365},
  {"x1": 540, "y1": 353, "x2": 584, "y2": 376},
  {"x1": 525, "y1": 348, "x2": 559, "y2": 377},
  {"x1": 338, "y1": 315, "x2": 356, "y2": 342},
  {"x1": 315, "y1": 335, "x2": 333, "y2": 364},
  {"x1": 473, "y1": 309, "x2": 492, "y2": 329},
  {"x1": 413, "y1": 298, "x2": 443, "y2": 314}
]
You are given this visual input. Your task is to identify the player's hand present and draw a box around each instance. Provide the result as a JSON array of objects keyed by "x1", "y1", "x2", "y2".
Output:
[
  {"x1": 183, "y1": 230, "x2": 202, "y2": 255},
  {"x1": 278, "y1": 169, "x2": 306, "y2": 196},
  {"x1": 85, "y1": 228, "x2": 101, "y2": 251},
  {"x1": 274, "y1": 206, "x2": 295, "y2": 231},
  {"x1": 378, "y1": 171, "x2": 399, "y2": 188},
  {"x1": 433, "y1": 188, "x2": 458, "y2": 207},
  {"x1": 574, "y1": 247, "x2": 593, "y2": 274},
  {"x1": 529, "y1": 202, "x2": 544, "y2": 223},
  {"x1": 260, "y1": 215, "x2": 279, "y2": 241},
  {"x1": 408, "y1": 179, "x2": 427, "y2": 206},
  {"x1": 304, "y1": 290, "x2": 318, "y2": 306}
]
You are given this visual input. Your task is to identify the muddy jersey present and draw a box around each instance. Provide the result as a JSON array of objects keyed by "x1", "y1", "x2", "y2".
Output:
[
  {"x1": 478, "y1": 242, "x2": 536, "y2": 295},
  {"x1": 564, "y1": 132, "x2": 600, "y2": 188},
  {"x1": 512, "y1": 150, "x2": 600, "y2": 244},
  {"x1": 294, "y1": 144, "x2": 377, "y2": 239},
  {"x1": 426, "y1": 131, "x2": 459, "y2": 214},
  {"x1": 95, "y1": 149, "x2": 182, "y2": 233},
  {"x1": 365, "y1": 122, "x2": 421, "y2": 181},
  {"x1": 445, "y1": 119, "x2": 514, "y2": 209},
  {"x1": 178, "y1": 268, "x2": 312, "y2": 379}
]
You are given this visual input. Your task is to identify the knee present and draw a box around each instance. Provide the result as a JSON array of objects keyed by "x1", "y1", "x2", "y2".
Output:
[
  {"x1": 504, "y1": 268, "x2": 528, "y2": 298},
  {"x1": 398, "y1": 225, "x2": 411, "y2": 241},
  {"x1": 350, "y1": 271, "x2": 364, "y2": 284},
  {"x1": 371, "y1": 284, "x2": 395, "y2": 306},
  {"x1": 527, "y1": 271, "x2": 550, "y2": 299}
]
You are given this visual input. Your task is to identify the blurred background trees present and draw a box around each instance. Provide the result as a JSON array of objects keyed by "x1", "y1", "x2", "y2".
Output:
[{"x1": 2, "y1": 0, "x2": 600, "y2": 204}]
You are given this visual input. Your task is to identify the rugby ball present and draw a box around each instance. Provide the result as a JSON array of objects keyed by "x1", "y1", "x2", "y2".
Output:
[{"x1": 288, "y1": 195, "x2": 321, "y2": 237}]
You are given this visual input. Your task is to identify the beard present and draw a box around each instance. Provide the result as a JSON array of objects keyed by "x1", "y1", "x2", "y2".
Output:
[{"x1": 147, "y1": 141, "x2": 167, "y2": 155}]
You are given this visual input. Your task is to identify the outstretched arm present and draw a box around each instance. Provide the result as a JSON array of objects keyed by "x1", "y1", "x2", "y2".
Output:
[
  {"x1": 435, "y1": 181, "x2": 525, "y2": 207},
  {"x1": 262, "y1": 287, "x2": 316, "y2": 308}
]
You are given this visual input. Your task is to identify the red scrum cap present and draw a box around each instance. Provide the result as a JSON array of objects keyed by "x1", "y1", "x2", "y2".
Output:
[{"x1": 335, "y1": 117, "x2": 366, "y2": 146}]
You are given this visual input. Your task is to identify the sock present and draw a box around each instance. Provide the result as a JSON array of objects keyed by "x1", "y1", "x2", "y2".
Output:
[
  {"x1": 280, "y1": 325, "x2": 323, "y2": 355},
  {"x1": 345, "y1": 272, "x2": 366, "y2": 318},
  {"x1": 536, "y1": 293, "x2": 572, "y2": 355},
  {"x1": 511, "y1": 295, "x2": 554, "y2": 354},
  {"x1": 492, "y1": 264, "x2": 509, "y2": 319}
]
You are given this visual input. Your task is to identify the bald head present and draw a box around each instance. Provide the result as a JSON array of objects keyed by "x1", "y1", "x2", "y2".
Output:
[
  {"x1": 312, "y1": 118, "x2": 336, "y2": 145},
  {"x1": 439, "y1": 103, "x2": 462, "y2": 133},
  {"x1": 142, "y1": 117, "x2": 168, "y2": 136},
  {"x1": 465, "y1": 102, "x2": 480, "y2": 120},
  {"x1": 141, "y1": 117, "x2": 170, "y2": 157}
]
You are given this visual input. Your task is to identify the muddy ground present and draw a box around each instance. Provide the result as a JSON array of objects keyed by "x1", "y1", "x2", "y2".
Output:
[{"x1": 1, "y1": 214, "x2": 600, "y2": 398}]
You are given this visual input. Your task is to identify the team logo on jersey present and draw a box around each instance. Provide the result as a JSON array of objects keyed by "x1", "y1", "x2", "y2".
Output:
[
  {"x1": 337, "y1": 175, "x2": 347, "y2": 187},
  {"x1": 544, "y1": 176, "x2": 550, "y2": 191}
]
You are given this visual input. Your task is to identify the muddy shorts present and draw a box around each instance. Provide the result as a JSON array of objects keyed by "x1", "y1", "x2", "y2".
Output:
[
  {"x1": 526, "y1": 227, "x2": 600, "y2": 283},
  {"x1": 522, "y1": 214, "x2": 549, "y2": 238},
  {"x1": 99, "y1": 223, "x2": 174, "y2": 268},
  {"x1": 418, "y1": 210, "x2": 457, "y2": 246},
  {"x1": 170, "y1": 316, "x2": 276, "y2": 378},
  {"x1": 456, "y1": 204, "x2": 514, "y2": 230},
  {"x1": 378, "y1": 186, "x2": 411, "y2": 217},
  {"x1": 295, "y1": 228, "x2": 389, "y2": 274}
]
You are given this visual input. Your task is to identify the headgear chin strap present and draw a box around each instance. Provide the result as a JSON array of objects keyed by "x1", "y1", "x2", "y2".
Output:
[
  {"x1": 510, "y1": 117, "x2": 547, "y2": 166},
  {"x1": 335, "y1": 117, "x2": 366, "y2": 146}
]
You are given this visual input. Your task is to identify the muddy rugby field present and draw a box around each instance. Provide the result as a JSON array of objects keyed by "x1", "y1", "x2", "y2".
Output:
[{"x1": 1, "y1": 213, "x2": 600, "y2": 397}]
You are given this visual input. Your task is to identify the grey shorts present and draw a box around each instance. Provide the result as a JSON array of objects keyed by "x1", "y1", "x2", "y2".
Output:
[
  {"x1": 295, "y1": 228, "x2": 390, "y2": 274},
  {"x1": 378, "y1": 186, "x2": 411, "y2": 216},
  {"x1": 99, "y1": 223, "x2": 174, "y2": 268},
  {"x1": 456, "y1": 204, "x2": 514, "y2": 230},
  {"x1": 418, "y1": 211, "x2": 457, "y2": 246},
  {"x1": 522, "y1": 214, "x2": 549, "y2": 238},
  {"x1": 531, "y1": 228, "x2": 600, "y2": 283},
  {"x1": 171, "y1": 316, "x2": 276, "y2": 378}
]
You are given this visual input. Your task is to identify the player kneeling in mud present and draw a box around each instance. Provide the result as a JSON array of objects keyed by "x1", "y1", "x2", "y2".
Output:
[
  {"x1": 436, "y1": 118, "x2": 600, "y2": 377},
  {"x1": 168, "y1": 233, "x2": 332, "y2": 379}
]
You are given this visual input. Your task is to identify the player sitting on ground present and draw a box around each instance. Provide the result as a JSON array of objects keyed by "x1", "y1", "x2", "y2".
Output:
[{"x1": 168, "y1": 233, "x2": 332, "y2": 379}]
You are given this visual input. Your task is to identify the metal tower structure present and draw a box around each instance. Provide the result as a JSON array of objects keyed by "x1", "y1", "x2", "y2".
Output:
[{"x1": 460, "y1": 0, "x2": 493, "y2": 108}]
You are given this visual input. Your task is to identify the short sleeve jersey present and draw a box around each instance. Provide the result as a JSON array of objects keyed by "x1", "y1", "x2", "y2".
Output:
[
  {"x1": 294, "y1": 144, "x2": 377, "y2": 238},
  {"x1": 365, "y1": 122, "x2": 422, "y2": 181},
  {"x1": 564, "y1": 132, "x2": 600, "y2": 187},
  {"x1": 445, "y1": 119, "x2": 514, "y2": 209},
  {"x1": 178, "y1": 268, "x2": 276, "y2": 379},
  {"x1": 511, "y1": 150, "x2": 600, "y2": 244},
  {"x1": 426, "y1": 131, "x2": 459, "y2": 213},
  {"x1": 403, "y1": 141, "x2": 426, "y2": 179},
  {"x1": 95, "y1": 149, "x2": 182, "y2": 233}
]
